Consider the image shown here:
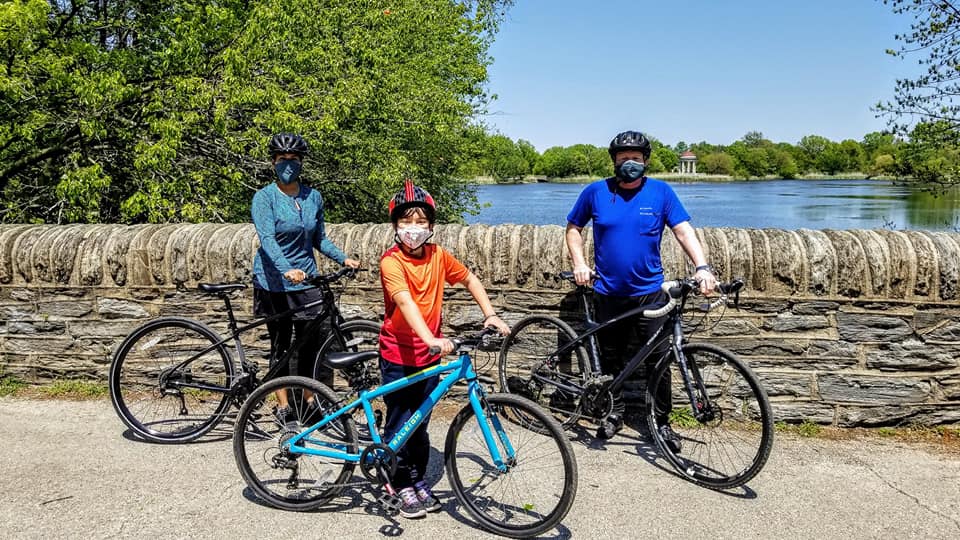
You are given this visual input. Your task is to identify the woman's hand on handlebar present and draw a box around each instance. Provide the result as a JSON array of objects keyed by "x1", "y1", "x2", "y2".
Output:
[
  {"x1": 343, "y1": 258, "x2": 361, "y2": 269},
  {"x1": 283, "y1": 268, "x2": 307, "y2": 284},
  {"x1": 694, "y1": 267, "x2": 717, "y2": 295},
  {"x1": 426, "y1": 336, "x2": 455, "y2": 356},
  {"x1": 572, "y1": 264, "x2": 594, "y2": 286}
]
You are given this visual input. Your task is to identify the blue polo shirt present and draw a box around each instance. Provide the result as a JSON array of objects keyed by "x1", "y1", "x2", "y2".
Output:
[
  {"x1": 567, "y1": 177, "x2": 690, "y2": 296},
  {"x1": 252, "y1": 183, "x2": 347, "y2": 292}
]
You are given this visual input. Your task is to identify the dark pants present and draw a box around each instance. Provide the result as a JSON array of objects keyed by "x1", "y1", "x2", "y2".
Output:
[
  {"x1": 379, "y1": 358, "x2": 440, "y2": 489},
  {"x1": 594, "y1": 290, "x2": 671, "y2": 423},
  {"x1": 254, "y1": 287, "x2": 331, "y2": 385}
]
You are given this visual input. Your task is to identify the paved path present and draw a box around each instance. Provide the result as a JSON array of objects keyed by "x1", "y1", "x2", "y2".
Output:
[{"x1": 1, "y1": 398, "x2": 959, "y2": 539}]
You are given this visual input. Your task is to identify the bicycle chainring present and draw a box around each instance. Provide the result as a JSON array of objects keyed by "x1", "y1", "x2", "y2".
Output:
[
  {"x1": 580, "y1": 376, "x2": 614, "y2": 419},
  {"x1": 359, "y1": 443, "x2": 398, "y2": 484}
]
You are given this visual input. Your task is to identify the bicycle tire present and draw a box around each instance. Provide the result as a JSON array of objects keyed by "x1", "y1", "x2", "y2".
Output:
[
  {"x1": 233, "y1": 376, "x2": 358, "y2": 511},
  {"x1": 444, "y1": 392, "x2": 578, "y2": 538},
  {"x1": 314, "y1": 319, "x2": 383, "y2": 442},
  {"x1": 646, "y1": 343, "x2": 774, "y2": 489},
  {"x1": 109, "y1": 317, "x2": 234, "y2": 443},
  {"x1": 498, "y1": 315, "x2": 588, "y2": 430}
]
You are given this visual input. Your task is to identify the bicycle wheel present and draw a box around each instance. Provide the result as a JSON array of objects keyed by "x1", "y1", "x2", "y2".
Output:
[
  {"x1": 315, "y1": 319, "x2": 383, "y2": 442},
  {"x1": 498, "y1": 315, "x2": 588, "y2": 430},
  {"x1": 233, "y1": 376, "x2": 358, "y2": 511},
  {"x1": 109, "y1": 317, "x2": 234, "y2": 443},
  {"x1": 646, "y1": 343, "x2": 774, "y2": 489},
  {"x1": 445, "y1": 392, "x2": 578, "y2": 538}
]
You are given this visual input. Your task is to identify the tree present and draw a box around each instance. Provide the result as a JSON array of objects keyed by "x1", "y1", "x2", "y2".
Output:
[
  {"x1": 653, "y1": 147, "x2": 679, "y2": 173},
  {"x1": 700, "y1": 153, "x2": 735, "y2": 175},
  {"x1": 0, "y1": 0, "x2": 512, "y2": 224}
]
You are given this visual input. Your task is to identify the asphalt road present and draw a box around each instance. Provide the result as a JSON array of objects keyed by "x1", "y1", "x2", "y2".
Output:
[{"x1": 1, "y1": 398, "x2": 958, "y2": 539}]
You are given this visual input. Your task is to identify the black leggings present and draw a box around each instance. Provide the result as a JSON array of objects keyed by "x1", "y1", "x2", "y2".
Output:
[
  {"x1": 594, "y1": 290, "x2": 671, "y2": 422},
  {"x1": 265, "y1": 318, "x2": 330, "y2": 385}
]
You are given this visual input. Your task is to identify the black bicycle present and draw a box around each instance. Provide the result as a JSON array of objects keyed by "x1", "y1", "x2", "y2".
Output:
[
  {"x1": 498, "y1": 272, "x2": 774, "y2": 489},
  {"x1": 109, "y1": 267, "x2": 382, "y2": 444}
]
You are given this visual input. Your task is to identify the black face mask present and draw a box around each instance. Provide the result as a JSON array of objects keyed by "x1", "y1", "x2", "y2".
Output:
[
  {"x1": 615, "y1": 159, "x2": 646, "y2": 182},
  {"x1": 274, "y1": 159, "x2": 302, "y2": 184}
]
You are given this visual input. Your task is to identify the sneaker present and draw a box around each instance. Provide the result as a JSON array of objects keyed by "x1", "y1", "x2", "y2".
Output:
[
  {"x1": 397, "y1": 487, "x2": 427, "y2": 519},
  {"x1": 658, "y1": 424, "x2": 683, "y2": 454},
  {"x1": 414, "y1": 481, "x2": 442, "y2": 513},
  {"x1": 596, "y1": 413, "x2": 623, "y2": 440},
  {"x1": 274, "y1": 406, "x2": 299, "y2": 433}
]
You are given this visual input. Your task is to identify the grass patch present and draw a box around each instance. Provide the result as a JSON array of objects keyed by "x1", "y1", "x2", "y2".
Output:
[
  {"x1": 775, "y1": 419, "x2": 823, "y2": 437},
  {"x1": 0, "y1": 376, "x2": 27, "y2": 397},
  {"x1": 35, "y1": 380, "x2": 108, "y2": 399}
]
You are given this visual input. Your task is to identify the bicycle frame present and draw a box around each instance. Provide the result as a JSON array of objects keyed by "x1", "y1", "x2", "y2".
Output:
[
  {"x1": 161, "y1": 283, "x2": 351, "y2": 396},
  {"x1": 287, "y1": 353, "x2": 514, "y2": 472}
]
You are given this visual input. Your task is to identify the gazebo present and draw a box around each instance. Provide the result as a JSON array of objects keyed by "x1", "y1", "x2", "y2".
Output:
[{"x1": 679, "y1": 150, "x2": 697, "y2": 174}]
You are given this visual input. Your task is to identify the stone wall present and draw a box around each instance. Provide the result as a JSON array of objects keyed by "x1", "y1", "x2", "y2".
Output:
[{"x1": 1, "y1": 224, "x2": 959, "y2": 426}]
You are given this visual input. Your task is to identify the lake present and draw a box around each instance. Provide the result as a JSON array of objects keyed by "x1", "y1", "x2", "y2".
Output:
[{"x1": 463, "y1": 179, "x2": 960, "y2": 231}]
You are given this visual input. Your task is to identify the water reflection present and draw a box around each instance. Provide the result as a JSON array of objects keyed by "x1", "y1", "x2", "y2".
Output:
[{"x1": 464, "y1": 179, "x2": 960, "y2": 231}]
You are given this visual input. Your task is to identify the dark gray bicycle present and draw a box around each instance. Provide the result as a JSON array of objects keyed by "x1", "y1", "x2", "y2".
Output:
[
  {"x1": 109, "y1": 267, "x2": 382, "y2": 444},
  {"x1": 498, "y1": 272, "x2": 773, "y2": 489}
]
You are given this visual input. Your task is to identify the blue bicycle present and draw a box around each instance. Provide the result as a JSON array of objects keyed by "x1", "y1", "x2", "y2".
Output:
[{"x1": 232, "y1": 328, "x2": 578, "y2": 538}]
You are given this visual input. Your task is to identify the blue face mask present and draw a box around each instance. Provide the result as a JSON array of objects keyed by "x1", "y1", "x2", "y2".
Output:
[
  {"x1": 615, "y1": 159, "x2": 646, "y2": 182},
  {"x1": 274, "y1": 159, "x2": 302, "y2": 184}
]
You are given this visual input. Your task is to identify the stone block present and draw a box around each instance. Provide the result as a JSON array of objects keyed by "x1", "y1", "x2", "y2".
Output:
[
  {"x1": 865, "y1": 340, "x2": 959, "y2": 371},
  {"x1": 756, "y1": 372, "x2": 813, "y2": 397},
  {"x1": 97, "y1": 298, "x2": 150, "y2": 319},
  {"x1": 792, "y1": 301, "x2": 840, "y2": 315},
  {"x1": 37, "y1": 300, "x2": 94, "y2": 319},
  {"x1": 762, "y1": 314, "x2": 830, "y2": 332},
  {"x1": 769, "y1": 401, "x2": 835, "y2": 424},
  {"x1": 707, "y1": 318, "x2": 761, "y2": 337},
  {"x1": 836, "y1": 313, "x2": 913, "y2": 342},
  {"x1": 818, "y1": 374, "x2": 932, "y2": 404}
]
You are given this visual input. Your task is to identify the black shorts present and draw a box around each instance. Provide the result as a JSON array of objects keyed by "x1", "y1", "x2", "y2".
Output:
[{"x1": 253, "y1": 287, "x2": 324, "y2": 321}]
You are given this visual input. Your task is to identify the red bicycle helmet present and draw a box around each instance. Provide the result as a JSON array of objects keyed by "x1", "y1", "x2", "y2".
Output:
[{"x1": 388, "y1": 179, "x2": 436, "y2": 222}]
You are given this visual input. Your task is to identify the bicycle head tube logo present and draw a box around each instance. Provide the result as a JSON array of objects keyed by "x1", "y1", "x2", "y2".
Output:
[{"x1": 390, "y1": 410, "x2": 423, "y2": 446}]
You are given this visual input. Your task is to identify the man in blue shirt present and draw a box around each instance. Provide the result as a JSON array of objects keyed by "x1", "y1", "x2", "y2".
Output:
[{"x1": 566, "y1": 130, "x2": 716, "y2": 443}]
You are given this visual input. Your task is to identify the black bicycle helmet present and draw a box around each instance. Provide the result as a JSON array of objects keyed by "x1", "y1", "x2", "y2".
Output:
[
  {"x1": 389, "y1": 179, "x2": 436, "y2": 222},
  {"x1": 268, "y1": 133, "x2": 310, "y2": 156},
  {"x1": 608, "y1": 130, "x2": 652, "y2": 160}
]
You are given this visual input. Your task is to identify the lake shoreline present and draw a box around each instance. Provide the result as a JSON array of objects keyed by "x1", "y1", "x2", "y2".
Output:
[{"x1": 466, "y1": 173, "x2": 902, "y2": 185}]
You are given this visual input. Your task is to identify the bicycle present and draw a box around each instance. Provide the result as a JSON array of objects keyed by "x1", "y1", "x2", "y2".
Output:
[
  {"x1": 109, "y1": 267, "x2": 382, "y2": 444},
  {"x1": 498, "y1": 271, "x2": 774, "y2": 489},
  {"x1": 232, "y1": 327, "x2": 578, "y2": 538}
]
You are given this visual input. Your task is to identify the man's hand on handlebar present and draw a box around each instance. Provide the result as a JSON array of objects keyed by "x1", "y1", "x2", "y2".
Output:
[
  {"x1": 695, "y1": 268, "x2": 717, "y2": 295},
  {"x1": 572, "y1": 264, "x2": 594, "y2": 286}
]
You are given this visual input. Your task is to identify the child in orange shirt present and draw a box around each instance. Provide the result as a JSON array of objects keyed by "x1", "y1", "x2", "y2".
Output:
[{"x1": 378, "y1": 180, "x2": 510, "y2": 519}]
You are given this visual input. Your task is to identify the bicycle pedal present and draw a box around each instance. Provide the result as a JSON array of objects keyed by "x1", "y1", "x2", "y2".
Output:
[{"x1": 377, "y1": 493, "x2": 402, "y2": 512}]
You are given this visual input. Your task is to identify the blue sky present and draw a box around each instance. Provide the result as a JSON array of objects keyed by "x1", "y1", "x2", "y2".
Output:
[{"x1": 483, "y1": 0, "x2": 915, "y2": 151}]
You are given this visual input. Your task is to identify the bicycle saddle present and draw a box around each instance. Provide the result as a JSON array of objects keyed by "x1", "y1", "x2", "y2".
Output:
[
  {"x1": 325, "y1": 350, "x2": 378, "y2": 369},
  {"x1": 197, "y1": 283, "x2": 247, "y2": 294}
]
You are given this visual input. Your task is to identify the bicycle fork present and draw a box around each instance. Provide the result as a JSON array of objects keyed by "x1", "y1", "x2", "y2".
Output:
[{"x1": 671, "y1": 322, "x2": 716, "y2": 423}]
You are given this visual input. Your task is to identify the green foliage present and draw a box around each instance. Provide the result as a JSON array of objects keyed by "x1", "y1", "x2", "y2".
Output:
[
  {"x1": 37, "y1": 379, "x2": 109, "y2": 399},
  {"x1": 653, "y1": 147, "x2": 679, "y2": 172},
  {"x1": 700, "y1": 153, "x2": 735, "y2": 175},
  {"x1": 0, "y1": 0, "x2": 513, "y2": 224},
  {"x1": 533, "y1": 144, "x2": 610, "y2": 178},
  {"x1": 0, "y1": 376, "x2": 27, "y2": 397}
]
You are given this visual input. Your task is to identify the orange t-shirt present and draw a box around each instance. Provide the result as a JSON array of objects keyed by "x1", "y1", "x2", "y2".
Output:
[{"x1": 379, "y1": 244, "x2": 470, "y2": 366}]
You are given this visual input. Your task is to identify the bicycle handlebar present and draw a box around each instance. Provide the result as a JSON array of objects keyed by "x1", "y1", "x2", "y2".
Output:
[
  {"x1": 428, "y1": 326, "x2": 500, "y2": 356},
  {"x1": 642, "y1": 277, "x2": 745, "y2": 318},
  {"x1": 305, "y1": 267, "x2": 366, "y2": 286}
]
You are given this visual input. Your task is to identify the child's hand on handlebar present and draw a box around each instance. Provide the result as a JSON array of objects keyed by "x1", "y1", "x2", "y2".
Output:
[
  {"x1": 426, "y1": 336, "x2": 455, "y2": 356},
  {"x1": 482, "y1": 314, "x2": 511, "y2": 336}
]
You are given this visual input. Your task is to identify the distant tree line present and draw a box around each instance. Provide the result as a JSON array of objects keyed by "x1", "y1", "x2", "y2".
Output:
[{"x1": 457, "y1": 125, "x2": 960, "y2": 183}]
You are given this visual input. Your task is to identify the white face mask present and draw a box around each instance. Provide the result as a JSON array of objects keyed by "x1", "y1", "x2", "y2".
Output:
[{"x1": 396, "y1": 226, "x2": 433, "y2": 249}]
